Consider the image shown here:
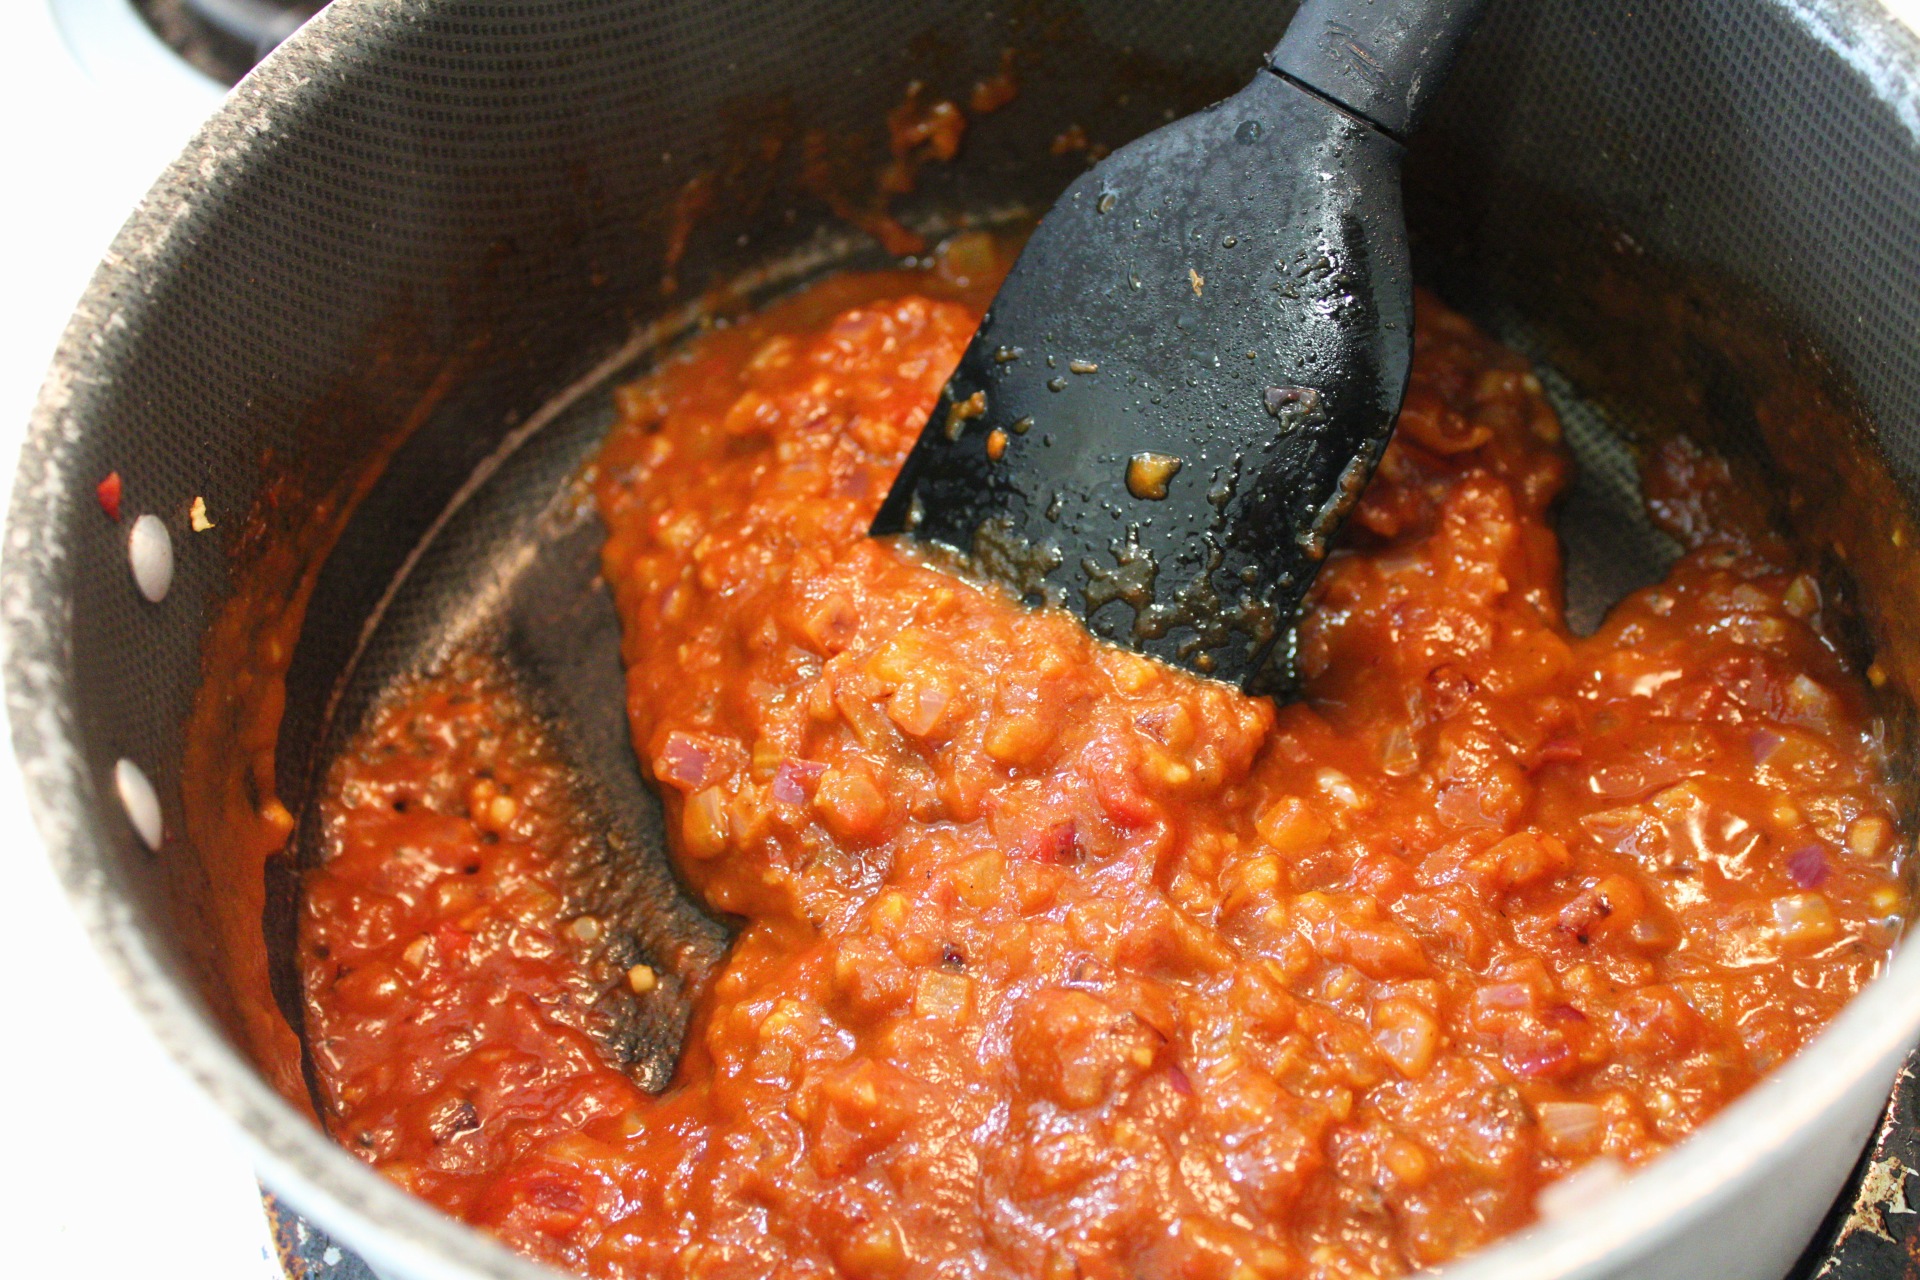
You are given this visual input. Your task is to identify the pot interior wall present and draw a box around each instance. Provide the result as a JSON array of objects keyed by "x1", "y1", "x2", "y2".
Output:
[{"x1": 10, "y1": 0, "x2": 1920, "y2": 1128}]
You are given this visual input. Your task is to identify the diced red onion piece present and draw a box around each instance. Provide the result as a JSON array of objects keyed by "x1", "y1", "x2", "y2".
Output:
[
  {"x1": 1166, "y1": 1061, "x2": 1194, "y2": 1097},
  {"x1": 771, "y1": 758, "x2": 826, "y2": 805},
  {"x1": 1535, "y1": 736, "x2": 1582, "y2": 765},
  {"x1": 654, "y1": 732, "x2": 712, "y2": 791},
  {"x1": 1478, "y1": 982, "x2": 1533, "y2": 1011},
  {"x1": 1787, "y1": 844, "x2": 1829, "y2": 889},
  {"x1": 1513, "y1": 1040, "x2": 1573, "y2": 1078}
]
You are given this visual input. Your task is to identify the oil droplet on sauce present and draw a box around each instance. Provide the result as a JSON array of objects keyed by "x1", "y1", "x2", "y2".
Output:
[
  {"x1": 986, "y1": 427, "x2": 1009, "y2": 460},
  {"x1": 1126, "y1": 452, "x2": 1182, "y2": 500}
]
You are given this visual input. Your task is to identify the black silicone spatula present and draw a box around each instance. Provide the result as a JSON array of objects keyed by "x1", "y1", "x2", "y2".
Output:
[{"x1": 871, "y1": 0, "x2": 1488, "y2": 691}]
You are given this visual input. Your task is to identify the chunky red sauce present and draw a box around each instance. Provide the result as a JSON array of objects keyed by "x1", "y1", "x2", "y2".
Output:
[{"x1": 303, "y1": 266, "x2": 1906, "y2": 1279}]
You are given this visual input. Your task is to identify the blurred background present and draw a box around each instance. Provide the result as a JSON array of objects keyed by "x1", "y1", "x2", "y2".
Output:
[
  {"x1": 0, "y1": 8, "x2": 315, "y2": 1276},
  {"x1": 132, "y1": 0, "x2": 323, "y2": 82}
]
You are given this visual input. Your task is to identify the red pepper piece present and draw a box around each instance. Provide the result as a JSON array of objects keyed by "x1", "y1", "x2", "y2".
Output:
[{"x1": 96, "y1": 471, "x2": 123, "y2": 521}]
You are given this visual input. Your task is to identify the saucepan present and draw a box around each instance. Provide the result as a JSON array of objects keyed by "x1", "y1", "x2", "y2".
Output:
[{"x1": 9, "y1": 1, "x2": 1920, "y2": 1278}]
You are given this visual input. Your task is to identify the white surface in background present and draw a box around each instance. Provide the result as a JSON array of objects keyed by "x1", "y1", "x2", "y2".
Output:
[
  {"x1": 0, "y1": 3, "x2": 276, "y2": 1277},
  {"x1": 0, "y1": 1, "x2": 1919, "y2": 1279}
]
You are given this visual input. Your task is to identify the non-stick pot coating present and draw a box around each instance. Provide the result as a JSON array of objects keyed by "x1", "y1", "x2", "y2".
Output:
[{"x1": 7, "y1": 0, "x2": 1920, "y2": 1277}]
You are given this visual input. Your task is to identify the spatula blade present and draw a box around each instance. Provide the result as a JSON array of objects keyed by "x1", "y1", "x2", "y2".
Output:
[{"x1": 872, "y1": 70, "x2": 1411, "y2": 691}]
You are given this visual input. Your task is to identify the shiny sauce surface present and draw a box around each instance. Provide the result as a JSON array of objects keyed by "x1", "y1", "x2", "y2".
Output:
[{"x1": 302, "y1": 268, "x2": 1905, "y2": 1279}]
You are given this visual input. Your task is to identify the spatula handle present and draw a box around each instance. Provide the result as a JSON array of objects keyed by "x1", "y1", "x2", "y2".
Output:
[{"x1": 1268, "y1": 0, "x2": 1490, "y2": 140}]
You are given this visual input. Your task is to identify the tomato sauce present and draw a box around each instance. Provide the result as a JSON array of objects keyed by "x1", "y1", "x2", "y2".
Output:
[{"x1": 302, "y1": 264, "x2": 1906, "y2": 1279}]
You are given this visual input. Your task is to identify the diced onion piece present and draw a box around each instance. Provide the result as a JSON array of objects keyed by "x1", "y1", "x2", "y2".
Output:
[
  {"x1": 654, "y1": 731, "x2": 713, "y2": 791},
  {"x1": 984, "y1": 714, "x2": 1055, "y2": 767},
  {"x1": 914, "y1": 970, "x2": 973, "y2": 1022},
  {"x1": 815, "y1": 767, "x2": 890, "y2": 843},
  {"x1": 1379, "y1": 727, "x2": 1419, "y2": 777},
  {"x1": 1786, "y1": 674, "x2": 1837, "y2": 722},
  {"x1": 1786, "y1": 845, "x2": 1829, "y2": 889},
  {"x1": 887, "y1": 681, "x2": 951, "y2": 738},
  {"x1": 1536, "y1": 1157, "x2": 1628, "y2": 1221},
  {"x1": 1772, "y1": 892, "x2": 1838, "y2": 945},
  {"x1": 1782, "y1": 574, "x2": 1819, "y2": 618},
  {"x1": 682, "y1": 787, "x2": 731, "y2": 858},
  {"x1": 1315, "y1": 768, "x2": 1364, "y2": 810},
  {"x1": 1255, "y1": 797, "x2": 1330, "y2": 857},
  {"x1": 1475, "y1": 982, "x2": 1533, "y2": 1011},
  {"x1": 837, "y1": 1216, "x2": 908, "y2": 1279},
  {"x1": 1848, "y1": 814, "x2": 1893, "y2": 860},
  {"x1": 771, "y1": 758, "x2": 826, "y2": 805},
  {"x1": 949, "y1": 850, "x2": 1007, "y2": 910},
  {"x1": 1537, "y1": 1100, "x2": 1603, "y2": 1147},
  {"x1": 1372, "y1": 998, "x2": 1439, "y2": 1078}
]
